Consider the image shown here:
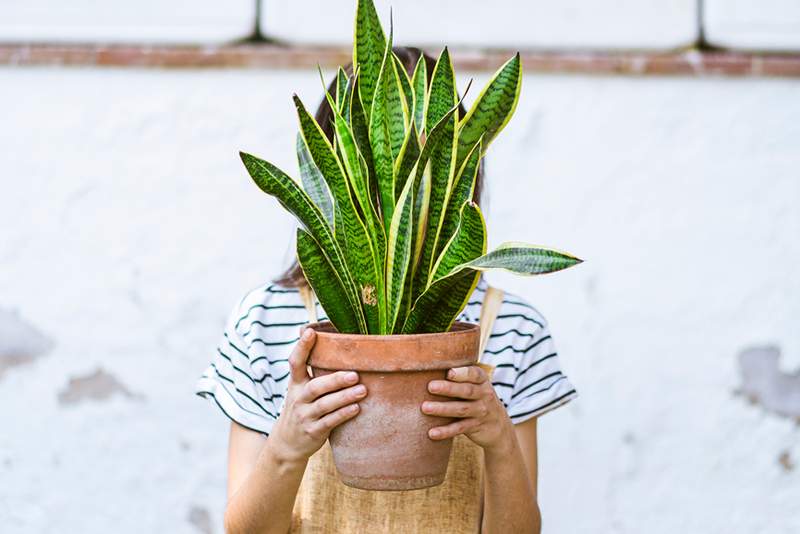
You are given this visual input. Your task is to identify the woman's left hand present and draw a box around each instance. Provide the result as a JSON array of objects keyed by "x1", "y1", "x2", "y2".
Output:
[{"x1": 422, "y1": 365, "x2": 514, "y2": 452}]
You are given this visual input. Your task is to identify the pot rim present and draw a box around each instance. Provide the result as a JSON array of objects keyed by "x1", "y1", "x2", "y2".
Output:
[
  {"x1": 306, "y1": 321, "x2": 481, "y2": 372},
  {"x1": 304, "y1": 320, "x2": 479, "y2": 340}
]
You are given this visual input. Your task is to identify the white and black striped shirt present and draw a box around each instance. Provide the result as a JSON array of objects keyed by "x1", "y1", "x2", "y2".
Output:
[{"x1": 196, "y1": 278, "x2": 577, "y2": 435}]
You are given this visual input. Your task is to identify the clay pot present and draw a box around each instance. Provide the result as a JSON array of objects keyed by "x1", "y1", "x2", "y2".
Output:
[{"x1": 307, "y1": 321, "x2": 480, "y2": 491}]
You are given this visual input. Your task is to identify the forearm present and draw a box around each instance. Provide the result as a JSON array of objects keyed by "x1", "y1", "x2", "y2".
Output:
[
  {"x1": 224, "y1": 438, "x2": 307, "y2": 534},
  {"x1": 481, "y1": 428, "x2": 541, "y2": 534}
]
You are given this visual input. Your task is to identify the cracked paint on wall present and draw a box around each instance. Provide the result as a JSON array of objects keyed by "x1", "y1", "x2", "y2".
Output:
[
  {"x1": 0, "y1": 307, "x2": 53, "y2": 379},
  {"x1": 57, "y1": 368, "x2": 143, "y2": 405},
  {"x1": 187, "y1": 505, "x2": 214, "y2": 534},
  {"x1": 737, "y1": 345, "x2": 800, "y2": 420}
]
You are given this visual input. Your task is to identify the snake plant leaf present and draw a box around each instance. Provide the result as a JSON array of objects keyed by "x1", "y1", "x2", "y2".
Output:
[
  {"x1": 456, "y1": 53, "x2": 522, "y2": 171},
  {"x1": 411, "y1": 55, "x2": 427, "y2": 133},
  {"x1": 430, "y1": 201, "x2": 487, "y2": 284},
  {"x1": 353, "y1": 0, "x2": 386, "y2": 116},
  {"x1": 401, "y1": 269, "x2": 480, "y2": 334},
  {"x1": 369, "y1": 24, "x2": 407, "y2": 227},
  {"x1": 456, "y1": 242, "x2": 583, "y2": 276},
  {"x1": 393, "y1": 53, "x2": 415, "y2": 117},
  {"x1": 412, "y1": 101, "x2": 457, "y2": 300},
  {"x1": 425, "y1": 47, "x2": 457, "y2": 135},
  {"x1": 296, "y1": 134, "x2": 334, "y2": 228},
  {"x1": 393, "y1": 121, "x2": 420, "y2": 201},
  {"x1": 331, "y1": 106, "x2": 387, "y2": 332},
  {"x1": 293, "y1": 95, "x2": 383, "y2": 333},
  {"x1": 239, "y1": 151, "x2": 367, "y2": 332},
  {"x1": 434, "y1": 137, "x2": 482, "y2": 259},
  {"x1": 412, "y1": 160, "x2": 431, "y2": 267},
  {"x1": 296, "y1": 229, "x2": 362, "y2": 333},
  {"x1": 385, "y1": 172, "x2": 415, "y2": 333},
  {"x1": 335, "y1": 67, "x2": 349, "y2": 110},
  {"x1": 377, "y1": 26, "x2": 409, "y2": 159},
  {"x1": 348, "y1": 76, "x2": 374, "y2": 185},
  {"x1": 332, "y1": 108, "x2": 380, "y2": 232}
]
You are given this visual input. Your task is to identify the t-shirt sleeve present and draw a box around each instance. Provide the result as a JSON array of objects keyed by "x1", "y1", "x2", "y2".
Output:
[
  {"x1": 195, "y1": 299, "x2": 280, "y2": 436},
  {"x1": 503, "y1": 315, "x2": 578, "y2": 425}
]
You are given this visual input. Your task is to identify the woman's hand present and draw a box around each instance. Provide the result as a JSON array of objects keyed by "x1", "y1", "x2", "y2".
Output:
[
  {"x1": 422, "y1": 365, "x2": 514, "y2": 452},
  {"x1": 268, "y1": 328, "x2": 367, "y2": 463}
]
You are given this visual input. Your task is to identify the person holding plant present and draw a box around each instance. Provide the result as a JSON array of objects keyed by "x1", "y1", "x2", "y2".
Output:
[{"x1": 197, "y1": 2, "x2": 580, "y2": 532}]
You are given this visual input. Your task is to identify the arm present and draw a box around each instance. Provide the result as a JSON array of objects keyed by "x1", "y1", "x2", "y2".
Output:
[
  {"x1": 223, "y1": 329, "x2": 367, "y2": 534},
  {"x1": 422, "y1": 366, "x2": 541, "y2": 534}
]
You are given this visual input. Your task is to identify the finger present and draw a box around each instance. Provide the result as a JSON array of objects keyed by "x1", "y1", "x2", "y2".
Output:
[
  {"x1": 309, "y1": 384, "x2": 367, "y2": 418},
  {"x1": 311, "y1": 403, "x2": 360, "y2": 435},
  {"x1": 428, "y1": 418, "x2": 480, "y2": 440},
  {"x1": 299, "y1": 371, "x2": 360, "y2": 403},
  {"x1": 447, "y1": 365, "x2": 488, "y2": 384},
  {"x1": 289, "y1": 328, "x2": 316, "y2": 383},
  {"x1": 421, "y1": 400, "x2": 486, "y2": 419},
  {"x1": 428, "y1": 379, "x2": 482, "y2": 400}
]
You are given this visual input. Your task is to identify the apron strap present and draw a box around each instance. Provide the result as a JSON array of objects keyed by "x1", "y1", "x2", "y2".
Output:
[
  {"x1": 476, "y1": 285, "x2": 504, "y2": 378},
  {"x1": 298, "y1": 285, "x2": 318, "y2": 323}
]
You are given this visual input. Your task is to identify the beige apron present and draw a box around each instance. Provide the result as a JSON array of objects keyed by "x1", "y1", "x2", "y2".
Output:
[{"x1": 291, "y1": 285, "x2": 504, "y2": 533}]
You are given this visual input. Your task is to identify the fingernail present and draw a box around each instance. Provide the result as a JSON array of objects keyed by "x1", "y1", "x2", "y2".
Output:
[
  {"x1": 429, "y1": 429, "x2": 440, "y2": 439},
  {"x1": 345, "y1": 371, "x2": 358, "y2": 383},
  {"x1": 447, "y1": 369, "x2": 456, "y2": 379},
  {"x1": 302, "y1": 328, "x2": 313, "y2": 340},
  {"x1": 428, "y1": 382, "x2": 439, "y2": 393},
  {"x1": 353, "y1": 384, "x2": 366, "y2": 396},
  {"x1": 421, "y1": 402, "x2": 430, "y2": 413},
  {"x1": 350, "y1": 403, "x2": 360, "y2": 413}
]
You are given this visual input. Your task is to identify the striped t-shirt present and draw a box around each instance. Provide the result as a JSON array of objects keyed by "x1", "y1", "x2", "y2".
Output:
[{"x1": 196, "y1": 277, "x2": 577, "y2": 435}]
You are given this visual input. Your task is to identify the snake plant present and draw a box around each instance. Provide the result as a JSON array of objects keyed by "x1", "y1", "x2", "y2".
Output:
[{"x1": 241, "y1": 0, "x2": 581, "y2": 334}]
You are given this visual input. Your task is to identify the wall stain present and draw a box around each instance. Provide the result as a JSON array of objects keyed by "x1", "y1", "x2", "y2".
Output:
[
  {"x1": 0, "y1": 307, "x2": 54, "y2": 380},
  {"x1": 57, "y1": 368, "x2": 143, "y2": 405},
  {"x1": 187, "y1": 505, "x2": 213, "y2": 534},
  {"x1": 778, "y1": 451, "x2": 794, "y2": 472},
  {"x1": 736, "y1": 345, "x2": 800, "y2": 419}
]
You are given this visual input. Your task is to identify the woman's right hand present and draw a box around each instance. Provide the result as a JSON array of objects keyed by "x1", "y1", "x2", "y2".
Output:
[{"x1": 267, "y1": 328, "x2": 366, "y2": 463}]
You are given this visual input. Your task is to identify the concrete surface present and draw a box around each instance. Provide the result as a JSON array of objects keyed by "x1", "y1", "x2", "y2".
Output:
[
  {"x1": 704, "y1": 0, "x2": 800, "y2": 51},
  {"x1": 261, "y1": 0, "x2": 698, "y2": 50},
  {"x1": 0, "y1": 0, "x2": 255, "y2": 44},
  {"x1": 1, "y1": 66, "x2": 798, "y2": 533}
]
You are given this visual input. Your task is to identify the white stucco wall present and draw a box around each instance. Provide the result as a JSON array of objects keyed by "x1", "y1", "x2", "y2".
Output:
[{"x1": 1, "y1": 66, "x2": 798, "y2": 533}]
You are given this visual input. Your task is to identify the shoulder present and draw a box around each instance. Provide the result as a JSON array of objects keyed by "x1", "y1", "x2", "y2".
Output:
[
  {"x1": 480, "y1": 287, "x2": 577, "y2": 422},
  {"x1": 493, "y1": 290, "x2": 549, "y2": 335},
  {"x1": 228, "y1": 283, "x2": 308, "y2": 342}
]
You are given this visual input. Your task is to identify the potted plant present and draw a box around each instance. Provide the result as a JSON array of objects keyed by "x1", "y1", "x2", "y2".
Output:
[{"x1": 240, "y1": 0, "x2": 581, "y2": 490}]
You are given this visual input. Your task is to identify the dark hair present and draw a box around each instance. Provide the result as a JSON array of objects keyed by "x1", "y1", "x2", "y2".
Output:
[{"x1": 276, "y1": 46, "x2": 484, "y2": 288}]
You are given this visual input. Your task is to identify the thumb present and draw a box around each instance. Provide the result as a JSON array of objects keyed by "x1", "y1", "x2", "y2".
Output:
[{"x1": 289, "y1": 327, "x2": 316, "y2": 383}]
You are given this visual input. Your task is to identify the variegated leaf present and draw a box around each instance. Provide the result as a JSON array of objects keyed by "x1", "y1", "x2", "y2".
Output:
[
  {"x1": 353, "y1": 0, "x2": 386, "y2": 115},
  {"x1": 430, "y1": 201, "x2": 486, "y2": 284},
  {"x1": 425, "y1": 47, "x2": 456, "y2": 134},
  {"x1": 296, "y1": 229, "x2": 362, "y2": 333},
  {"x1": 294, "y1": 95, "x2": 383, "y2": 333},
  {"x1": 411, "y1": 54, "x2": 427, "y2": 133},
  {"x1": 456, "y1": 53, "x2": 522, "y2": 170},
  {"x1": 393, "y1": 120, "x2": 420, "y2": 202},
  {"x1": 385, "y1": 172, "x2": 414, "y2": 333},
  {"x1": 401, "y1": 269, "x2": 480, "y2": 334},
  {"x1": 369, "y1": 25, "x2": 406, "y2": 227},
  {"x1": 434, "y1": 137, "x2": 482, "y2": 259},
  {"x1": 457, "y1": 242, "x2": 582, "y2": 276},
  {"x1": 393, "y1": 52, "x2": 415, "y2": 117},
  {"x1": 239, "y1": 151, "x2": 366, "y2": 332},
  {"x1": 335, "y1": 66, "x2": 348, "y2": 110},
  {"x1": 296, "y1": 134, "x2": 334, "y2": 228}
]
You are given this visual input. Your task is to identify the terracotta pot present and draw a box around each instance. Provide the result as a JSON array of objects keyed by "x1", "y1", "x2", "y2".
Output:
[{"x1": 306, "y1": 321, "x2": 480, "y2": 491}]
